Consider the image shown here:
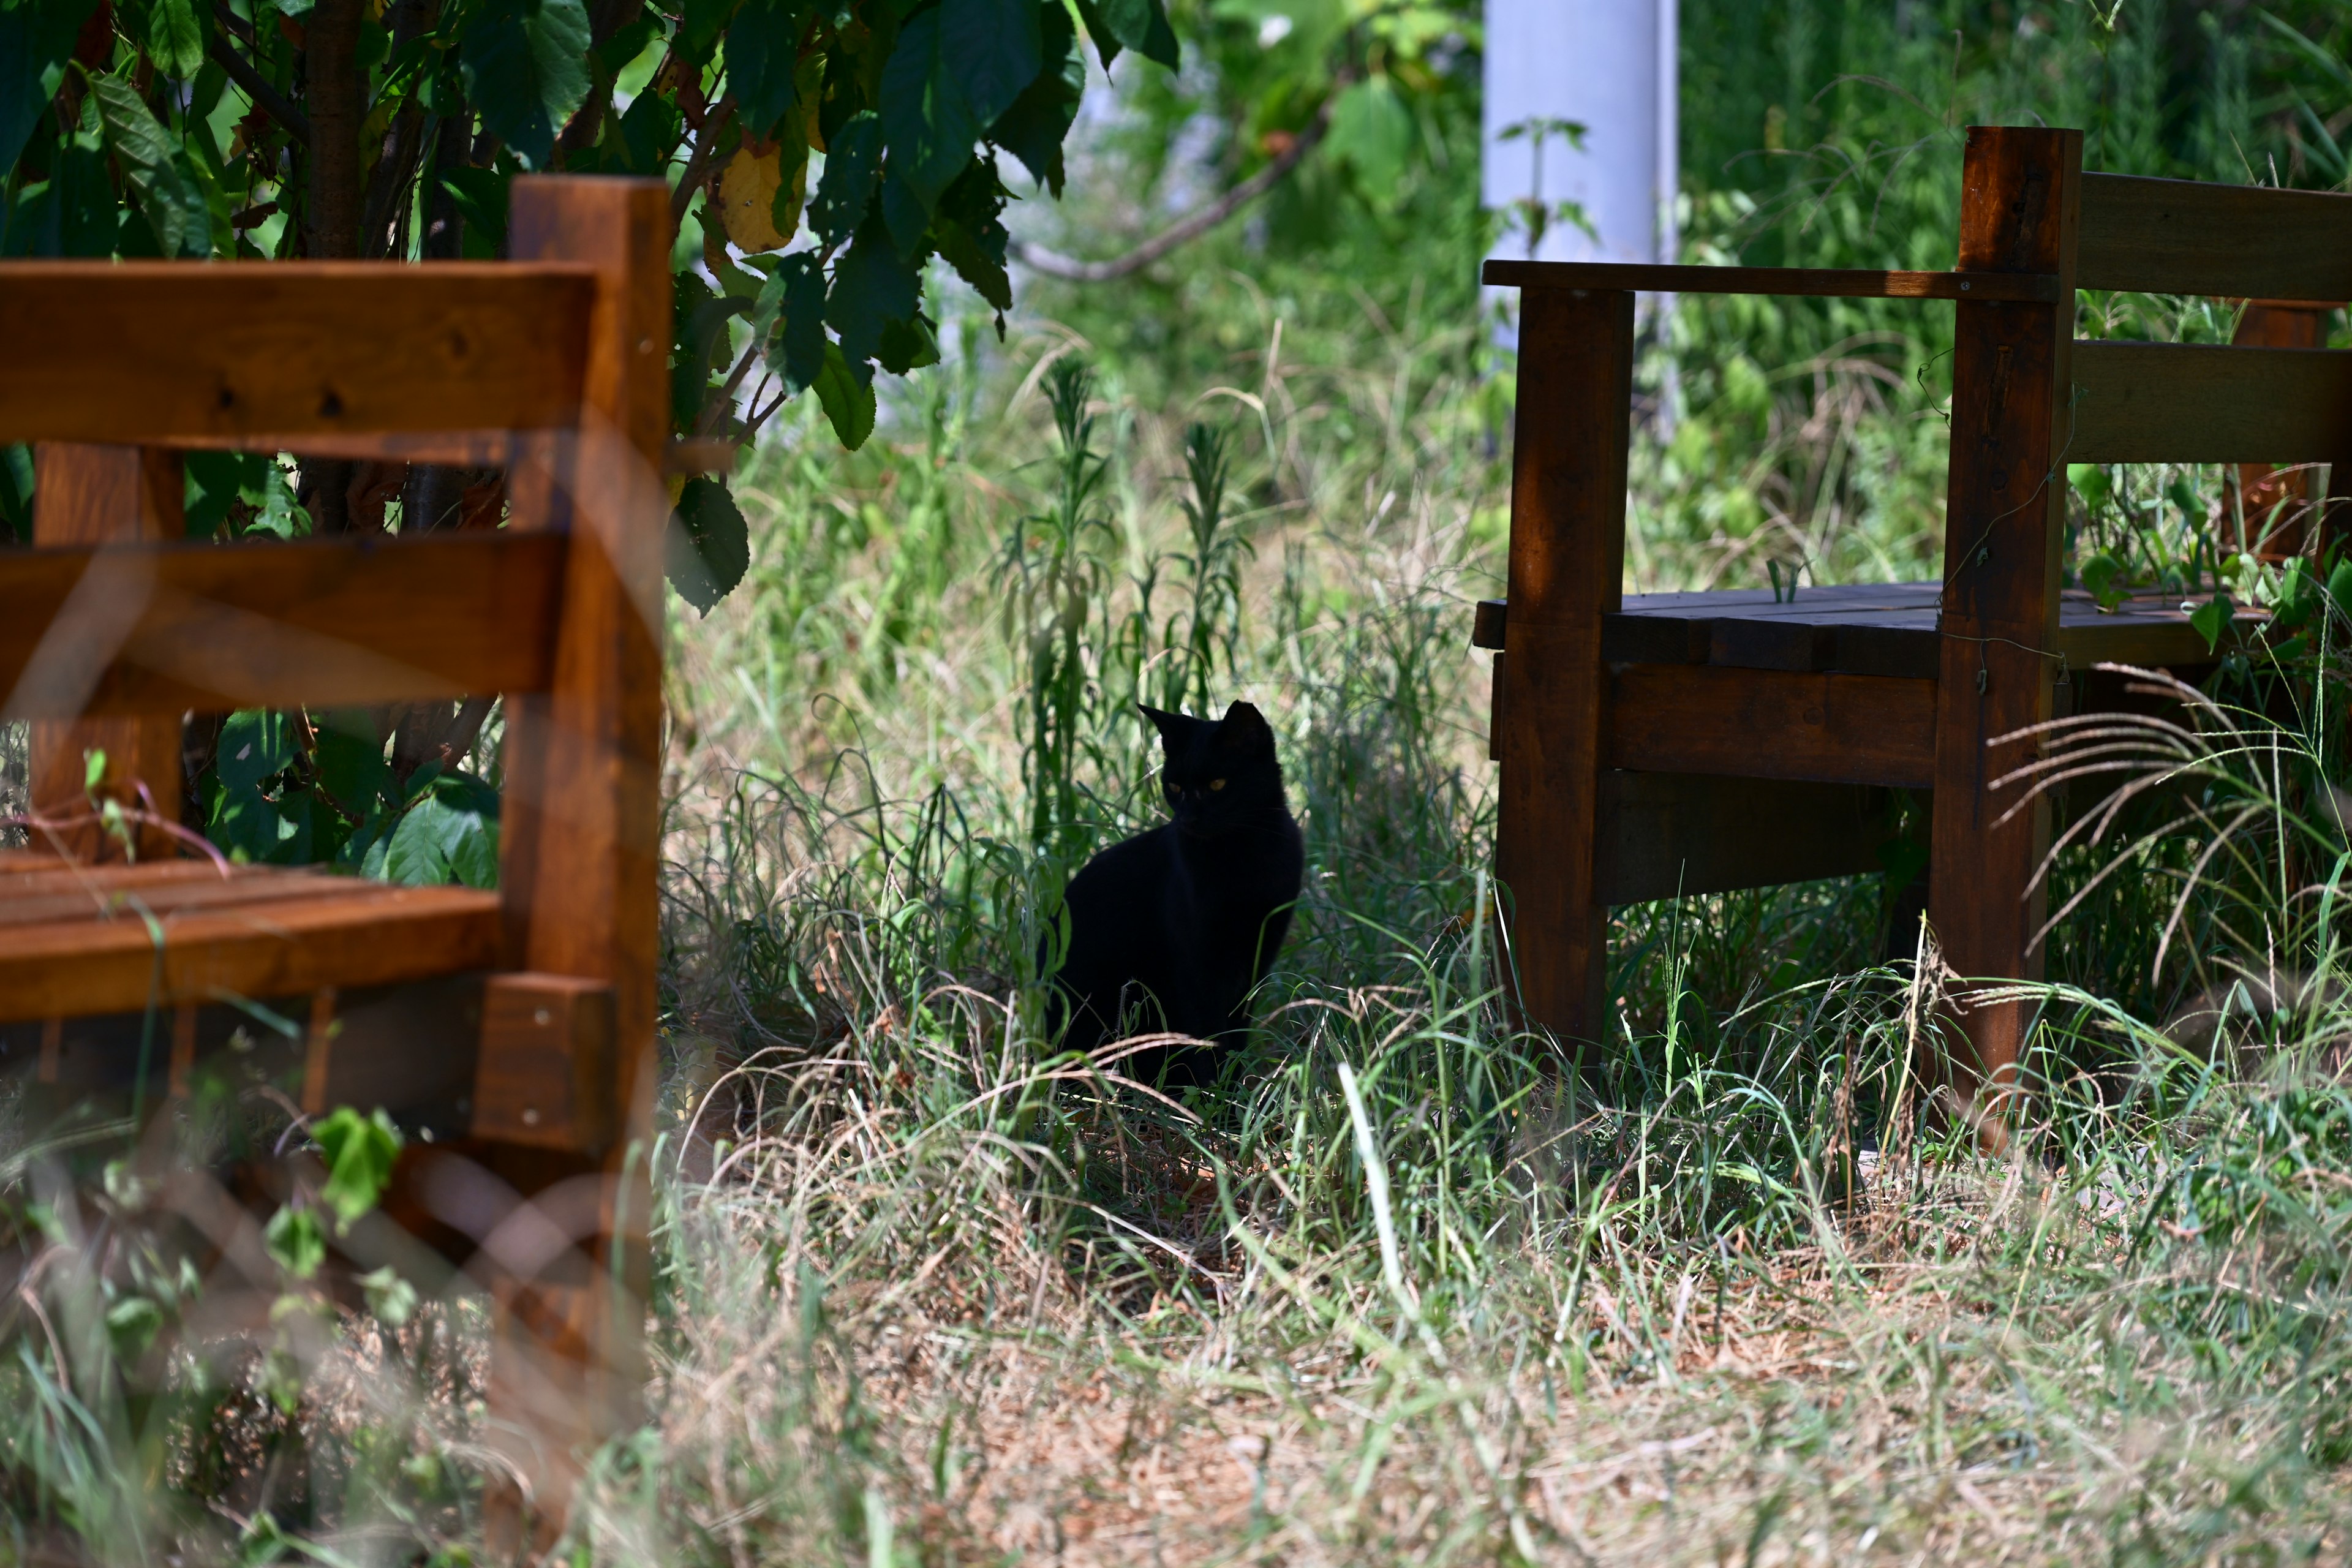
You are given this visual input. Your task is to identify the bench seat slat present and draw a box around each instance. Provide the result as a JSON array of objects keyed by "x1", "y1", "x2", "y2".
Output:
[
  {"x1": 0, "y1": 531, "x2": 565, "y2": 717},
  {"x1": 1479, "y1": 261, "x2": 2060, "y2": 301},
  {"x1": 1476, "y1": 584, "x2": 2253, "y2": 678},
  {"x1": 0, "y1": 871, "x2": 503, "y2": 1022},
  {"x1": 0, "y1": 263, "x2": 595, "y2": 444}
]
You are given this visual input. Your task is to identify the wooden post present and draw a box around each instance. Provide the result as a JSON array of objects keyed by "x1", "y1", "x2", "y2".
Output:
[
  {"x1": 2228, "y1": 300, "x2": 2345, "y2": 561},
  {"x1": 1494, "y1": 287, "x2": 1634, "y2": 1061},
  {"x1": 1928, "y1": 126, "x2": 2082, "y2": 1125},
  {"x1": 26, "y1": 445, "x2": 185, "y2": 862},
  {"x1": 481, "y1": 175, "x2": 669, "y2": 1548}
]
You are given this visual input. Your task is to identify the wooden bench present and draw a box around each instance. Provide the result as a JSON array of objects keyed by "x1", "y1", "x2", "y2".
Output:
[
  {"x1": 1480, "y1": 125, "x2": 2352, "y2": 1111},
  {"x1": 0, "y1": 175, "x2": 668, "y2": 1542}
]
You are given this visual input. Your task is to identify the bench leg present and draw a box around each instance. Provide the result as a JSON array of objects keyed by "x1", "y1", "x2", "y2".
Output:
[
  {"x1": 1929, "y1": 125, "x2": 2082, "y2": 1134},
  {"x1": 1494, "y1": 287, "x2": 1633, "y2": 1061}
]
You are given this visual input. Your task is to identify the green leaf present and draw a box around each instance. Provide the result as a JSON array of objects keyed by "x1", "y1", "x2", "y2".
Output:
[
  {"x1": 264, "y1": 1205, "x2": 326, "y2": 1278},
  {"x1": 941, "y1": 0, "x2": 1041, "y2": 129},
  {"x1": 756, "y1": 250, "x2": 827, "y2": 393},
  {"x1": 440, "y1": 164, "x2": 514, "y2": 247},
  {"x1": 2190, "y1": 592, "x2": 2235, "y2": 654},
  {"x1": 459, "y1": 0, "x2": 592, "y2": 170},
  {"x1": 146, "y1": 0, "x2": 203, "y2": 78},
  {"x1": 314, "y1": 1107, "x2": 401, "y2": 1229},
  {"x1": 990, "y1": 0, "x2": 1079, "y2": 195},
  {"x1": 1326, "y1": 76, "x2": 1414, "y2": 196},
  {"x1": 613, "y1": 77, "x2": 682, "y2": 174},
  {"x1": 667, "y1": 475, "x2": 750, "y2": 613},
  {"x1": 2328, "y1": 558, "x2": 2352, "y2": 618},
  {"x1": 935, "y1": 215, "x2": 1009, "y2": 311},
  {"x1": 88, "y1": 70, "x2": 206, "y2": 255},
  {"x1": 1072, "y1": 0, "x2": 1175, "y2": 70},
  {"x1": 216, "y1": 709, "x2": 299, "y2": 796},
  {"x1": 105, "y1": 1295, "x2": 166, "y2": 1361},
  {"x1": 382, "y1": 776, "x2": 500, "y2": 887},
  {"x1": 876, "y1": 309, "x2": 938, "y2": 375},
  {"x1": 2078, "y1": 551, "x2": 2128, "y2": 612},
  {"x1": 809, "y1": 108, "x2": 881, "y2": 243},
  {"x1": 677, "y1": 0, "x2": 737, "y2": 64},
  {"x1": 825, "y1": 217, "x2": 918, "y2": 367},
  {"x1": 0, "y1": 0, "x2": 97, "y2": 181},
  {"x1": 813, "y1": 341, "x2": 875, "y2": 450},
  {"x1": 2067, "y1": 462, "x2": 2110, "y2": 512},
  {"x1": 206, "y1": 710, "x2": 315, "y2": 864},
  {"x1": 312, "y1": 714, "x2": 391, "y2": 817},
  {"x1": 358, "y1": 1264, "x2": 417, "y2": 1327},
  {"x1": 725, "y1": 0, "x2": 813, "y2": 138},
  {"x1": 878, "y1": 0, "x2": 1013, "y2": 218}
]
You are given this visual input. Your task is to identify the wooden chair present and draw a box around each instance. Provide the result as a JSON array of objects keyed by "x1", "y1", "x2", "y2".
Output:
[
  {"x1": 0, "y1": 175, "x2": 669, "y2": 1541},
  {"x1": 1478, "y1": 125, "x2": 2352, "y2": 1110}
]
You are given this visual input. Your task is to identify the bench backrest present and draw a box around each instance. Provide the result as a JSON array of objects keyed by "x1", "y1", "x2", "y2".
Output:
[{"x1": 0, "y1": 175, "x2": 671, "y2": 1065}]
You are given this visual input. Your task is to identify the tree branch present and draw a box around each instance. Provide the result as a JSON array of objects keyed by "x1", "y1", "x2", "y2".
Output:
[
  {"x1": 670, "y1": 97, "x2": 735, "y2": 225},
  {"x1": 206, "y1": 20, "x2": 312, "y2": 146},
  {"x1": 1008, "y1": 99, "x2": 1335, "y2": 284}
]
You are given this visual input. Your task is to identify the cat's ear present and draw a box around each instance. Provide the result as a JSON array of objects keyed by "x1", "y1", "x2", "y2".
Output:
[
  {"x1": 1218, "y1": 700, "x2": 1273, "y2": 753},
  {"x1": 1139, "y1": 704, "x2": 1186, "y2": 748}
]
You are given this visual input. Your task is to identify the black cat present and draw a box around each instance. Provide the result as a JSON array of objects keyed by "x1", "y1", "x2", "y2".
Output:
[{"x1": 1046, "y1": 700, "x2": 1305, "y2": 1090}]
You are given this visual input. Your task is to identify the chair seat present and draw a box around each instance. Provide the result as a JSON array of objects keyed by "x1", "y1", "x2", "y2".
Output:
[
  {"x1": 0, "y1": 852, "x2": 502, "y2": 1022},
  {"x1": 1471, "y1": 580, "x2": 2261, "y2": 677}
]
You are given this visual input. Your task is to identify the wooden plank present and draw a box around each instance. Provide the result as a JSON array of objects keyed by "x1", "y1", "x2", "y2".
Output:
[
  {"x1": 0, "y1": 869, "x2": 364, "y2": 925},
  {"x1": 1931, "y1": 126, "x2": 2082, "y2": 1117},
  {"x1": 27, "y1": 446, "x2": 186, "y2": 861},
  {"x1": 2070, "y1": 342, "x2": 2352, "y2": 464},
  {"x1": 168, "y1": 430, "x2": 517, "y2": 467},
  {"x1": 1709, "y1": 616, "x2": 1839, "y2": 671},
  {"x1": 1594, "y1": 772, "x2": 1902, "y2": 905},
  {"x1": 1491, "y1": 287, "x2": 1633, "y2": 1055},
  {"x1": 481, "y1": 175, "x2": 671, "y2": 1544},
  {"x1": 0, "y1": 263, "x2": 596, "y2": 445},
  {"x1": 1602, "y1": 611, "x2": 1709, "y2": 665},
  {"x1": 2231, "y1": 303, "x2": 2340, "y2": 560},
  {"x1": 1605, "y1": 665, "x2": 1937, "y2": 788},
  {"x1": 472, "y1": 974, "x2": 616, "y2": 1153},
  {"x1": 2079, "y1": 173, "x2": 2352, "y2": 302},
  {"x1": 1836, "y1": 620, "x2": 1942, "y2": 679},
  {"x1": 1480, "y1": 260, "x2": 2059, "y2": 302},
  {"x1": 0, "y1": 531, "x2": 565, "y2": 717},
  {"x1": 0, "y1": 884, "x2": 503, "y2": 1022},
  {"x1": 1485, "y1": 581, "x2": 2248, "y2": 681}
]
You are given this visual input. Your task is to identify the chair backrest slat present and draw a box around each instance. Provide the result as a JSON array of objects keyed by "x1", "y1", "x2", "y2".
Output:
[
  {"x1": 2079, "y1": 173, "x2": 2352, "y2": 301},
  {"x1": 2070, "y1": 340, "x2": 2352, "y2": 463},
  {"x1": 0, "y1": 532, "x2": 566, "y2": 717},
  {"x1": 0, "y1": 263, "x2": 596, "y2": 445}
]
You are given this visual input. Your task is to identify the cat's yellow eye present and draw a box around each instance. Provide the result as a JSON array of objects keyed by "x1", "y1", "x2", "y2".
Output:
[{"x1": 1209, "y1": 778, "x2": 1226, "y2": 791}]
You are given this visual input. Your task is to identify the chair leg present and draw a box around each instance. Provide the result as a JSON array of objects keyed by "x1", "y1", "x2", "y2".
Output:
[
  {"x1": 1493, "y1": 287, "x2": 1633, "y2": 1061},
  {"x1": 1929, "y1": 124, "x2": 2082, "y2": 1133}
]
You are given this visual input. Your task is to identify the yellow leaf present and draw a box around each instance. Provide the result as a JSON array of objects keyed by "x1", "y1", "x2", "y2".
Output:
[
  {"x1": 718, "y1": 146, "x2": 788, "y2": 252},
  {"x1": 774, "y1": 151, "x2": 809, "y2": 246}
]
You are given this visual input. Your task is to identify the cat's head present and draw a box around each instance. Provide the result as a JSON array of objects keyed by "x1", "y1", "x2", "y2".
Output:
[{"x1": 1140, "y1": 701, "x2": 1286, "y2": 836}]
